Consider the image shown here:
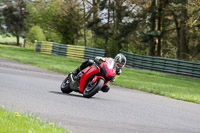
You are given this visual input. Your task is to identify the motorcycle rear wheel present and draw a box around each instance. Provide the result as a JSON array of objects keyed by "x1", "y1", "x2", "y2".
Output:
[
  {"x1": 83, "y1": 78, "x2": 104, "y2": 98},
  {"x1": 61, "y1": 75, "x2": 73, "y2": 94}
]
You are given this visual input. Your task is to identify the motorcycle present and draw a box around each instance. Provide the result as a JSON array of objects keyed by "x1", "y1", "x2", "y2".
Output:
[{"x1": 60, "y1": 58, "x2": 116, "y2": 98}]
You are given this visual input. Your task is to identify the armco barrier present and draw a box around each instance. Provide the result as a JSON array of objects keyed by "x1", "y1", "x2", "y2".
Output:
[
  {"x1": 52, "y1": 43, "x2": 67, "y2": 56},
  {"x1": 35, "y1": 41, "x2": 41, "y2": 52},
  {"x1": 35, "y1": 41, "x2": 105, "y2": 59},
  {"x1": 40, "y1": 41, "x2": 53, "y2": 54},
  {"x1": 67, "y1": 45, "x2": 85, "y2": 58},
  {"x1": 120, "y1": 50, "x2": 200, "y2": 78},
  {"x1": 84, "y1": 47, "x2": 106, "y2": 59}
]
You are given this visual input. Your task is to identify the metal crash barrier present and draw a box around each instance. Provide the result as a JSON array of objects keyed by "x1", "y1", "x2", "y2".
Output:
[
  {"x1": 35, "y1": 41, "x2": 105, "y2": 60},
  {"x1": 120, "y1": 50, "x2": 200, "y2": 78}
]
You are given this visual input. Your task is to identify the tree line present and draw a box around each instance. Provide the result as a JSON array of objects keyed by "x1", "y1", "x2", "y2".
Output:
[{"x1": 0, "y1": 0, "x2": 200, "y2": 61}]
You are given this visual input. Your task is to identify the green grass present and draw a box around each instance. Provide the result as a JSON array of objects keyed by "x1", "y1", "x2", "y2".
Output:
[
  {"x1": 0, "y1": 44, "x2": 200, "y2": 104},
  {"x1": 0, "y1": 107, "x2": 70, "y2": 133},
  {"x1": 115, "y1": 68, "x2": 200, "y2": 103},
  {"x1": 0, "y1": 44, "x2": 83, "y2": 74}
]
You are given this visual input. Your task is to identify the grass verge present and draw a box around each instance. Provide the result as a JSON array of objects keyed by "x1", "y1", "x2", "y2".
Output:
[
  {"x1": 0, "y1": 106, "x2": 70, "y2": 133},
  {"x1": 0, "y1": 44, "x2": 200, "y2": 104}
]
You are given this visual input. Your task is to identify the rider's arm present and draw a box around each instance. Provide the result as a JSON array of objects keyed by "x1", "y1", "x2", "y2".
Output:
[
  {"x1": 111, "y1": 69, "x2": 122, "y2": 82},
  {"x1": 94, "y1": 56, "x2": 105, "y2": 64}
]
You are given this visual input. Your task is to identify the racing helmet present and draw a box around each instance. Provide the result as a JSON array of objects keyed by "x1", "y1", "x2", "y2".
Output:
[{"x1": 114, "y1": 53, "x2": 126, "y2": 69}]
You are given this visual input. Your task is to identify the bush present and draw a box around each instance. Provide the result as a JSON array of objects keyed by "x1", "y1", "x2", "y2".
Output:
[
  {"x1": 45, "y1": 31, "x2": 62, "y2": 43},
  {"x1": 28, "y1": 26, "x2": 46, "y2": 43}
]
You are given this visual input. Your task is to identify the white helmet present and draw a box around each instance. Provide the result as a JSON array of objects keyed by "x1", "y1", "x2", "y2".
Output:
[{"x1": 114, "y1": 53, "x2": 126, "y2": 69}]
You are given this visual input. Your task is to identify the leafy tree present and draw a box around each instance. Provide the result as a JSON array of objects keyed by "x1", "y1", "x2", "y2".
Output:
[
  {"x1": 27, "y1": 0, "x2": 82, "y2": 44},
  {"x1": 0, "y1": 0, "x2": 198, "y2": 61},
  {"x1": 161, "y1": 0, "x2": 200, "y2": 60},
  {"x1": 0, "y1": 2, "x2": 5, "y2": 34},
  {"x1": 186, "y1": 0, "x2": 200, "y2": 61},
  {"x1": 87, "y1": 0, "x2": 141, "y2": 56},
  {"x1": 1, "y1": 0, "x2": 28, "y2": 45},
  {"x1": 179, "y1": 0, "x2": 189, "y2": 59}
]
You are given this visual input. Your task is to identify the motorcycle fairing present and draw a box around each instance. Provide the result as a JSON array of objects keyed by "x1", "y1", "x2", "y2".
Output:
[
  {"x1": 92, "y1": 76, "x2": 106, "y2": 84},
  {"x1": 79, "y1": 65, "x2": 101, "y2": 92},
  {"x1": 79, "y1": 58, "x2": 117, "y2": 93},
  {"x1": 101, "y1": 58, "x2": 116, "y2": 79}
]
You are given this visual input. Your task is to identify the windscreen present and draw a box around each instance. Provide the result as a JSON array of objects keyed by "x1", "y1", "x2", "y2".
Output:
[{"x1": 106, "y1": 58, "x2": 115, "y2": 69}]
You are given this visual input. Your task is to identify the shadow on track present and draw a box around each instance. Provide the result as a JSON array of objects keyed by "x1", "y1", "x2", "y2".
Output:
[
  {"x1": 49, "y1": 91, "x2": 83, "y2": 98},
  {"x1": 49, "y1": 91, "x2": 110, "y2": 101}
]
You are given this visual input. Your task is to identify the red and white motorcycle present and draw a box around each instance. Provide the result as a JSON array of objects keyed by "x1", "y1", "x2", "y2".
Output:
[{"x1": 60, "y1": 58, "x2": 116, "y2": 98}]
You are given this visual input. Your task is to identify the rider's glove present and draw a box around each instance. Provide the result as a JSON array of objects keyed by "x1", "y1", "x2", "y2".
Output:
[
  {"x1": 116, "y1": 69, "x2": 121, "y2": 75},
  {"x1": 112, "y1": 70, "x2": 121, "y2": 82},
  {"x1": 94, "y1": 56, "x2": 104, "y2": 65}
]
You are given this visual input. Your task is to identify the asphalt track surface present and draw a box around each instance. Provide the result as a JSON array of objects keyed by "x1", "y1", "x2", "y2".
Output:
[{"x1": 0, "y1": 57, "x2": 200, "y2": 133}]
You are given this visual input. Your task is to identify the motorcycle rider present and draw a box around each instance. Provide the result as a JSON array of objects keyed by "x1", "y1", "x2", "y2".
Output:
[{"x1": 71, "y1": 53, "x2": 126, "y2": 92}]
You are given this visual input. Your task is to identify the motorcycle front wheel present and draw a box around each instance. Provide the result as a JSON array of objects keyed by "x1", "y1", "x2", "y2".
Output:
[
  {"x1": 83, "y1": 78, "x2": 104, "y2": 98},
  {"x1": 61, "y1": 75, "x2": 73, "y2": 94}
]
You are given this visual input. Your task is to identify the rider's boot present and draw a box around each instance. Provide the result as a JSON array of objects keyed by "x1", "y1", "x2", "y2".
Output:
[
  {"x1": 72, "y1": 59, "x2": 94, "y2": 76},
  {"x1": 101, "y1": 84, "x2": 110, "y2": 92},
  {"x1": 72, "y1": 67, "x2": 81, "y2": 76}
]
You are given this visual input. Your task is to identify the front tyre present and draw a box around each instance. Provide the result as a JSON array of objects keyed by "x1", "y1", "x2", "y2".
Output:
[
  {"x1": 61, "y1": 75, "x2": 73, "y2": 94},
  {"x1": 83, "y1": 78, "x2": 104, "y2": 98}
]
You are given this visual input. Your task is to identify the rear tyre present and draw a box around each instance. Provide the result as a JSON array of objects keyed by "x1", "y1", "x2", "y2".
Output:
[
  {"x1": 61, "y1": 75, "x2": 73, "y2": 94},
  {"x1": 83, "y1": 78, "x2": 104, "y2": 98}
]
